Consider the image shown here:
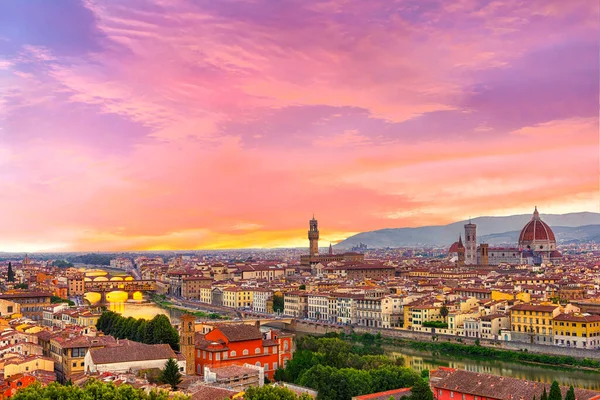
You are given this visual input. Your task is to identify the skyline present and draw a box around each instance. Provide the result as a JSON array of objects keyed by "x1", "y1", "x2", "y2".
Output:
[{"x1": 1, "y1": 0, "x2": 598, "y2": 252}]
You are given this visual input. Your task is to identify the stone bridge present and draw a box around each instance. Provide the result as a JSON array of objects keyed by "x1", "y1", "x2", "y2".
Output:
[{"x1": 85, "y1": 280, "x2": 157, "y2": 303}]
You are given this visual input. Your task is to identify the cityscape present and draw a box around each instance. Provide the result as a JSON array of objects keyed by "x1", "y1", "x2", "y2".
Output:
[{"x1": 1, "y1": 0, "x2": 599, "y2": 400}]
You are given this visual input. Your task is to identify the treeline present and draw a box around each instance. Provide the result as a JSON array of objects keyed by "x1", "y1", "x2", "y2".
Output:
[
  {"x1": 12, "y1": 379, "x2": 187, "y2": 400},
  {"x1": 68, "y1": 253, "x2": 114, "y2": 266},
  {"x1": 400, "y1": 340, "x2": 600, "y2": 369},
  {"x1": 274, "y1": 335, "x2": 432, "y2": 400},
  {"x1": 52, "y1": 259, "x2": 74, "y2": 268},
  {"x1": 96, "y1": 311, "x2": 179, "y2": 351}
]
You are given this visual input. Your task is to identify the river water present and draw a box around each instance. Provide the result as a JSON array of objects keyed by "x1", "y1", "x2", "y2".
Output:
[{"x1": 384, "y1": 345, "x2": 600, "y2": 390}]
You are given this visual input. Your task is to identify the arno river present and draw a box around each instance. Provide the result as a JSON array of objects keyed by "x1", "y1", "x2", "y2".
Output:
[{"x1": 83, "y1": 269, "x2": 600, "y2": 390}]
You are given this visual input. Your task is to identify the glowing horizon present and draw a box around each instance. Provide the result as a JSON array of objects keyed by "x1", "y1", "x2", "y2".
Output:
[{"x1": 0, "y1": 0, "x2": 598, "y2": 252}]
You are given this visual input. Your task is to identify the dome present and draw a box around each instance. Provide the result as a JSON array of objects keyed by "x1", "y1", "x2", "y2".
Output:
[
  {"x1": 448, "y1": 242, "x2": 460, "y2": 253},
  {"x1": 518, "y1": 207, "x2": 556, "y2": 249}
]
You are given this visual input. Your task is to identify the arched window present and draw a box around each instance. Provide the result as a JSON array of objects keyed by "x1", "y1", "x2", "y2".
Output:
[
  {"x1": 284, "y1": 341, "x2": 289, "y2": 351},
  {"x1": 255, "y1": 348, "x2": 261, "y2": 354},
  {"x1": 243, "y1": 349, "x2": 249, "y2": 356},
  {"x1": 230, "y1": 350, "x2": 236, "y2": 357},
  {"x1": 255, "y1": 362, "x2": 261, "y2": 367}
]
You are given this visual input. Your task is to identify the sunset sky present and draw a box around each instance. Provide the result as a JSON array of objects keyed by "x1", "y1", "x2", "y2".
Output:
[{"x1": 0, "y1": 0, "x2": 598, "y2": 252}]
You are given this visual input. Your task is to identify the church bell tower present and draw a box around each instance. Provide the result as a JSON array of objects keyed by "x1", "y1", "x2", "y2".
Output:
[
  {"x1": 180, "y1": 314, "x2": 196, "y2": 375},
  {"x1": 308, "y1": 215, "x2": 319, "y2": 257}
]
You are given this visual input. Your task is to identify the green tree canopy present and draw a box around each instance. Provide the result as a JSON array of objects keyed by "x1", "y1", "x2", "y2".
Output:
[
  {"x1": 96, "y1": 312, "x2": 179, "y2": 351},
  {"x1": 160, "y1": 358, "x2": 182, "y2": 390},
  {"x1": 273, "y1": 294, "x2": 284, "y2": 313},
  {"x1": 408, "y1": 378, "x2": 434, "y2": 400},
  {"x1": 11, "y1": 379, "x2": 186, "y2": 400},
  {"x1": 548, "y1": 381, "x2": 562, "y2": 400},
  {"x1": 564, "y1": 386, "x2": 575, "y2": 400},
  {"x1": 244, "y1": 385, "x2": 312, "y2": 400},
  {"x1": 540, "y1": 387, "x2": 548, "y2": 400}
]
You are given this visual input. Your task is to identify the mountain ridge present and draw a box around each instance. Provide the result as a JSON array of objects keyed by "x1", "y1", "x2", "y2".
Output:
[{"x1": 334, "y1": 212, "x2": 600, "y2": 248}]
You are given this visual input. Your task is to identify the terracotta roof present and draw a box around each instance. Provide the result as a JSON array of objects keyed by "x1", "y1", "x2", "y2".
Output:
[
  {"x1": 210, "y1": 365, "x2": 258, "y2": 380},
  {"x1": 430, "y1": 368, "x2": 600, "y2": 400},
  {"x1": 89, "y1": 340, "x2": 176, "y2": 364},
  {"x1": 519, "y1": 207, "x2": 556, "y2": 243},
  {"x1": 214, "y1": 324, "x2": 262, "y2": 342},
  {"x1": 553, "y1": 313, "x2": 600, "y2": 322},
  {"x1": 510, "y1": 304, "x2": 558, "y2": 313},
  {"x1": 352, "y1": 387, "x2": 411, "y2": 400},
  {"x1": 190, "y1": 386, "x2": 237, "y2": 400}
]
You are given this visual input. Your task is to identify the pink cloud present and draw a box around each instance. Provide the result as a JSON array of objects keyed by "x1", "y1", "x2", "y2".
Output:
[{"x1": 0, "y1": 0, "x2": 597, "y2": 250}]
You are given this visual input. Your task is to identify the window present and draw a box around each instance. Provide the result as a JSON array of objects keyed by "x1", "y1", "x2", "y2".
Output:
[
  {"x1": 230, "y1": 350, "x2": 236, "y2": 357},
  {"x1": 450, "y1": 392, "x2": 454, "y2": 398},
  {"x1": 243, "y1": 349, "x2": 249, "y2": 356},
  {"x1": 255, "y1": 348, "x2": 261, "y2": 354}
]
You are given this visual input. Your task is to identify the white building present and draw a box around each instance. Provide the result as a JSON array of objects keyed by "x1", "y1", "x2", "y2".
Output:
[
  {"x1": 85, "y1": 340, "x2": 185, "y2": 374},
  {"x1": 252, "y1": 289, "x2": 274, "y2": 314}
]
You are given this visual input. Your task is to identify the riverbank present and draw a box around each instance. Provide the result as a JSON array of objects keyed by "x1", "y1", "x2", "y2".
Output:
[
  {"x1": 381, "y1": 336, "x2": 600, "y2": 371},
  {"x1": 288, "y1": 320, "x2": 600, "y2": 363},
  {"x1": 151, "y1": 295, "x2": 228, "y2": 320}
]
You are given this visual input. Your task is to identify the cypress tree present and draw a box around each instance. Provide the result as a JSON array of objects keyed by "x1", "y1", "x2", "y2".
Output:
[
  {"x1": 565, "y1": 386, "x2": 575, "y2": 400},
  {"x1": 7, "y1": 262, "x2": 14, "y2": 282},
  {"x1": 548, "y1": 381, "x2": 562, "y2": 400},
  {"x1": 160, "y1": 358, "x2": 182, "y2": 390},
  {"x1": 541, "y1": 387, "x2": 548, "y2": 400}
]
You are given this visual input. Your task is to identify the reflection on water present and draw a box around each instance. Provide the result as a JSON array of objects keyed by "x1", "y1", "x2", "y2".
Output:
[
  {"x1": 84, "y1": 290, "x2": 169, "y2": 321},
  {"x1": 385, "y1": 346, "x2": 600, "y2": 390}
]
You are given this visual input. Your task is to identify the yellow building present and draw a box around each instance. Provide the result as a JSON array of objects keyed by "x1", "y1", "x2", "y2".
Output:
[
  {"x1": 510, "y1": 303, "x2": 560, "y2": 340},
  {"x1": 49, "y1": 335, "x2": 116, "y2": 383},
  {"x1": 0, "y1": 299, "x2": 20, "y2": 318},
  {"x1": 491, "y1": 290, "x2": 531, "y2": 303},
  {"x1": 552, "y1": 313, "x2": 600, "y2": 349},
  {"x1": 200, "y1": 286, "x2": 213, "y2": 304},
  {"x1": 222, "y1": 287, "x2": 253, "y2": 309},
  {"x1": 4, "y1": 355, "x2": 54, "y2": 378},
  {"x1": 410, "y1": 305, "x2": 442, "y2": 327}
]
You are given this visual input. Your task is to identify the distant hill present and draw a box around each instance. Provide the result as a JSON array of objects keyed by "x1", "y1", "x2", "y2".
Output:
[{"x1": 334, "y1": 212, "x2": 600, "y2": 249}]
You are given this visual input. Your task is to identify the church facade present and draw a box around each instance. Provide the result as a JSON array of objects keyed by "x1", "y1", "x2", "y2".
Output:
[{"x1": 449, "y1": 207, "x2": 563, "y2": 266}]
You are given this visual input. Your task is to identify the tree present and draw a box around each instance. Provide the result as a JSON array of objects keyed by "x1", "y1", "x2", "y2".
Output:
[
  {"x1": 7, "y1": 262, "x2": 14, "y2": 282},
  {"x1": 299, "y1": 284, "x2": 306, "y2": 290},
  {"x1": 14, "y1": 283, "x2": 28, "y2": 289},
  {"x1": 408, "y1": 378, "x2": 434, "y2": 400},
  {"x1": 440, "y1": 304, "x2": 449, "y2": 322},
  {"x1": 12, "y1": 379, "x2": 181, "y2": 400},
  {"x1": 548, "y1": 381, "x2": 562, "y2": 400},
  {"x1": 160, "y1": 358, "x2": 182, "y2": 390},
  {"x1": 244, "y1": 385, "x2": 312, "y2": 400},
  {"x1": 273, "y1": 294, "x2": 284, "y2": 313},
  {"x1": 540, "y1": 387, "x2": 548, "y2": 400},
  {"x1": 565, "y1": 386, "x2": 575, "y2": 400}
]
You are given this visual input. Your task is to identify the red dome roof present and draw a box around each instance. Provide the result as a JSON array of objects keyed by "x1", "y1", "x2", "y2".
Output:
[
  {"x1": 519, "y1": 207, "x2": 556, "y2": 244},
  {"x1": 448, "y1": 242, "x2": 459, "y2": 253}
]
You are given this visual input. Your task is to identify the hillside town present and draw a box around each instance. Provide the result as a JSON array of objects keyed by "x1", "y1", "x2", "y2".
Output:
[{"x1": 0, "y1": 211, "x2": 598, "y2": 398}]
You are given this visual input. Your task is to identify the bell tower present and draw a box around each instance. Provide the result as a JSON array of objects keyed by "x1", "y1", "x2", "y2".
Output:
[
  {"x1": 464, "y1": 220, "x2": 477, "y2": 265},
  {"x1": 180, "y1": 314, "x2": 196, "y2": 375},
  {"x1": 308, "y1": 215, "x2": 319, "y2": 257}
]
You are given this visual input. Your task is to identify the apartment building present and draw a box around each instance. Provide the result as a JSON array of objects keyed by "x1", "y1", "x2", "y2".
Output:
[{"x1": 552, "y1": 313, "x2": 600, "y2": 349}]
